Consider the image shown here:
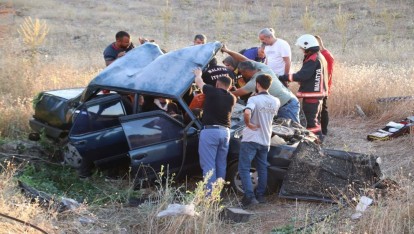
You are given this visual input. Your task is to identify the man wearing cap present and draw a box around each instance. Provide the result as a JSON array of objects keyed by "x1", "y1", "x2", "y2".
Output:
[{"x1": 193, "y1": 67, "x2": 236, "y2": 192}]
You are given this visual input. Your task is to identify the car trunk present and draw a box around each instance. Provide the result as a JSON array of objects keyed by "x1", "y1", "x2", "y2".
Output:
[{"x1": 33, "y1": 88, "x2": 84, "y2": 129}]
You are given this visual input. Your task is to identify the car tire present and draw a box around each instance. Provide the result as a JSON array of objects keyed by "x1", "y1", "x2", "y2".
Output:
[
  {"x1": 226, "y1": 161, "x2": 258, "y2": 195},
  {"x1": 62, "y1": 143, "x2": 83, "y2": 168},
  {"x1": 272, "y1": 125, "x2": 295, "y2": 138}
]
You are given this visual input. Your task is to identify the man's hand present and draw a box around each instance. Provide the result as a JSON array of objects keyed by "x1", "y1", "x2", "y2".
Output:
[
  {"x1": 139, "y1": 37, "x2": 155, "y2": 44},
  {"x1": 193, "y1": 67, "x2": 202, "y2": 77},
  {"x1": 221, "y1": 44, "x2": 229, "y2": 53},
  {"x1": 244, "y1": 108, "x2": 260, "y2": 130},
  {"x1": 117, "y1": 51, "x2": 126, "y2": 58},
  {"x1": 193, "y1": 67, "x2": 205, "y2": 89}
]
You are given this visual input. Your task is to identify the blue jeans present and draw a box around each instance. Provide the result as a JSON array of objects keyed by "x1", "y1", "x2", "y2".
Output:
[
  {"x1": 238, "y1": 142, "x2": 269, "y2": 198},
  {"x1": 198, "y1": 128, "x2": 230, "y2": 191},
  {"x1": 277, "y1": 98, "x2": 300, "y2": 124}
]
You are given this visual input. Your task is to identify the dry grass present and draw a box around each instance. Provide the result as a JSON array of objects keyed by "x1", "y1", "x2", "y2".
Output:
[
  {"x1": 0, "y1": 161, "x2": 57, "y2": 233},
  {"x1": 0, "y1": 0, "x2": 413, "y2": 233}
]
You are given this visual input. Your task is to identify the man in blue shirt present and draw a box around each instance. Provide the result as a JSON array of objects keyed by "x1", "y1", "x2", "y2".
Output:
[{"x1": 239, "y1": 44, "x2": 266, "y2": 63}]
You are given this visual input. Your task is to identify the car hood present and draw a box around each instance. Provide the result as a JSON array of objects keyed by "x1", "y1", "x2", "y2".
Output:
[{"x1": 83, "y1": 42, "x2": 222, "y2": 101}]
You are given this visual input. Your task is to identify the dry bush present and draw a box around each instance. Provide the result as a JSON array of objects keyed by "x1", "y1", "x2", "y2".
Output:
[
  {"x1": 301, "y1": 6, "x2": 315, "y2": 32},
  {"x1": 17, "y1": 17, "x2": 49, "y2": 56},
  {"x1": 329, "y1": 63, "x2": 414, "y2": 118},
  {"x1": 312, "y1": 176, "x2": 414, "y2": 233},
  {"x1": 0, "y1": 161, "x2": 57, "y2": 233}
]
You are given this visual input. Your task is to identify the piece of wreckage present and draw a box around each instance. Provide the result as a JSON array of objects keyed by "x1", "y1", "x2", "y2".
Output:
[{"x1": 277, "y1": 139, "x2": 383, "y2": 203}]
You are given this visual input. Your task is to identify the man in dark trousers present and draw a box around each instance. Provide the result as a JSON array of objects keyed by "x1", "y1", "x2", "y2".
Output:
[
  {"x1": 279, "y1": 34, "x2": 328, "y2": 136},
  {"x1": 315, "y1": 35, "x2": 334, "y2": 137},
  {"x1": 193, "y1": 67, "x2": 236, "y2": 193},
  {"x1": 103, "y1": 31, "x2": 135, "y2": 66}
]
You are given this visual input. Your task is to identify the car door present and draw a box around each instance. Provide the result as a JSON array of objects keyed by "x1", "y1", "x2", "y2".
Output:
[
  {"x1": 120, "y1": 111, "x2": 199, "y2": 179},
  {"x1": 68, "y1": 94, "x2": 130, "y2": 167}
]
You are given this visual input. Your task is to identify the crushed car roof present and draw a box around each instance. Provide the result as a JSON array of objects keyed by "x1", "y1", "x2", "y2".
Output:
[{"x1": 84, "y1": 42, "x2": 222, "y2": 100}]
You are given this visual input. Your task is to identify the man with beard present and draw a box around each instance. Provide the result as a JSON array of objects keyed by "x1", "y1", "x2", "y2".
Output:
[
  {"x1": 193, "y1": 67, "x2": 236, "y2": 193},
  {"x1": 103, "y1": 31, "x2": 135, "y2": 66}
]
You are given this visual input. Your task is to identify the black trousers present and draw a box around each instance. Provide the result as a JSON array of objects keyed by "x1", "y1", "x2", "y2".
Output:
[
  {"x1": 302, "y1": 98, "x2": 322, "y2": 130},
  {"x1": 319, "y1": 96, "x2": 329, "y2": 135}
]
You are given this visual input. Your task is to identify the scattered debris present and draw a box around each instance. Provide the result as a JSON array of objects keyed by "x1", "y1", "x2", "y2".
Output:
[
  {"x1": 367, "y1": 116, "x2": 414, "y2": 141},
  {"x1": 61, "y1": 197, "x2": 80, "y2": 211},
  {"x1": 219, "y1": 207, "x2": 253, "y2": 223},
  {"x1": 157, "y1": 203, "x2": 199, "y2": 218},
  {"x1": 376, "y1": 96, "x2": 414, "y2": 103},
  {"x1": 18, "y1": 180, "x2": 82, "y2": 212},
  {"x1": 78, "y1": 216, "x2": 96, "y2": 225},
  {"x1": 351, "y1": 196, "x2": 373, "y2": 220},
  {"x1": 279, "y1": 140, "x2": 382, "y2": 202}
]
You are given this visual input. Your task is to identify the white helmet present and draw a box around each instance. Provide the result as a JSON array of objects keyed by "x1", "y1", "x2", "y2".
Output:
[{"x1": 295, "y1": 34, "x2": 319, "y2": 50}]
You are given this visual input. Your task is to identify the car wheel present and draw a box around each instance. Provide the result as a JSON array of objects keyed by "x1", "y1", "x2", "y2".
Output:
[
  {"x1": 62, "y1": 143, "x2": 83, "y2": 168},
  {"x1": 272, "y1": 125, "x2": 295, "y2": 138},
  {"x1": 227, "y1": 162, "x2": 258, "y2": 194}
]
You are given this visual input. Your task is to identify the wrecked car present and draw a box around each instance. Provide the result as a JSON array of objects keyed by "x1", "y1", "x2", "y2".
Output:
[{"x1": 29, "y1": 42, "x2": 382, "y2": 199}]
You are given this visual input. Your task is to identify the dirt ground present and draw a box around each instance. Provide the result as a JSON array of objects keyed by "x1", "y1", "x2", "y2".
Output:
[
  {"x1": 2, "y1": 116, "x2": 411, "y2": 233},
  {"x1": 219, "y1": 117, "x2": 414, "y2": 233}
]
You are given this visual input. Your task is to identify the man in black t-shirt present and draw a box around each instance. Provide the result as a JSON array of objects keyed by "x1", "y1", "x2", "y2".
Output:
[{"x1": 193, "y1": 67, "x2": 236, "y2": 193}]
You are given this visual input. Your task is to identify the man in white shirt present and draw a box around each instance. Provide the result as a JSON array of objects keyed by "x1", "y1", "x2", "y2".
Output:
[
  {"x1": 238, "y1": 74, "x2": 280, "y2": 208},
  {"x1": 258, "y1": 28, "x2": 292, "y2": 85}
]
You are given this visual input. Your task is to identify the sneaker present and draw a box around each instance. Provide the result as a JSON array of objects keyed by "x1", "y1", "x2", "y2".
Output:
[
  {"x1": 256, "y1": 195, "x2": 266, "y2": 204},
  {"x1": 241, "y1": 196, "x2": 259, "y2": 209}
]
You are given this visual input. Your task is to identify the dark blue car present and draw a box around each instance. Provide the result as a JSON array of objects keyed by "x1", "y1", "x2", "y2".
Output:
[{"x1": 29, "y1": 42, "x2": 312, "y2": 193}]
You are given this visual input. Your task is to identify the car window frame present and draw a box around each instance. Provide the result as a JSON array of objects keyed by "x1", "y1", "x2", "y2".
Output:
[{"x1": 70, "y1": 94, "x2": 127, "y2": 136}]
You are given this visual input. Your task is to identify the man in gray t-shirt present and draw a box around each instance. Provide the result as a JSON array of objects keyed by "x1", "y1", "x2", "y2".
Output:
[
  {"x1": 238, "y1": 74, "x2": 280, "y2": 208},
  {"x1": 221, "y1": 45, "x2": 300, "y2": 124}
]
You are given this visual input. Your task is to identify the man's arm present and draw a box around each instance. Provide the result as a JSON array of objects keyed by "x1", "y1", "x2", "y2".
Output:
[
  {"x1": 193, "y1": 67, "x2": 205, "y2": 90},
  {"x1": 104, "y1": 51, "x2": 126, "y2": 66},
  {"x1": 221, "y1": 44, "x2": 250, "y2": 62},
  {"x1": 244, "y1": 108, "x2": 259, "y2": 130},
  {"x1": 232, "y1": 87, "x2": 250, "y2": 97},
  {"x1": 283, "y1": 56, "x2": 291, "y2": 75},
  {"x1": 105, "y1": 60, "x2": 114, "y2": 66}
]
